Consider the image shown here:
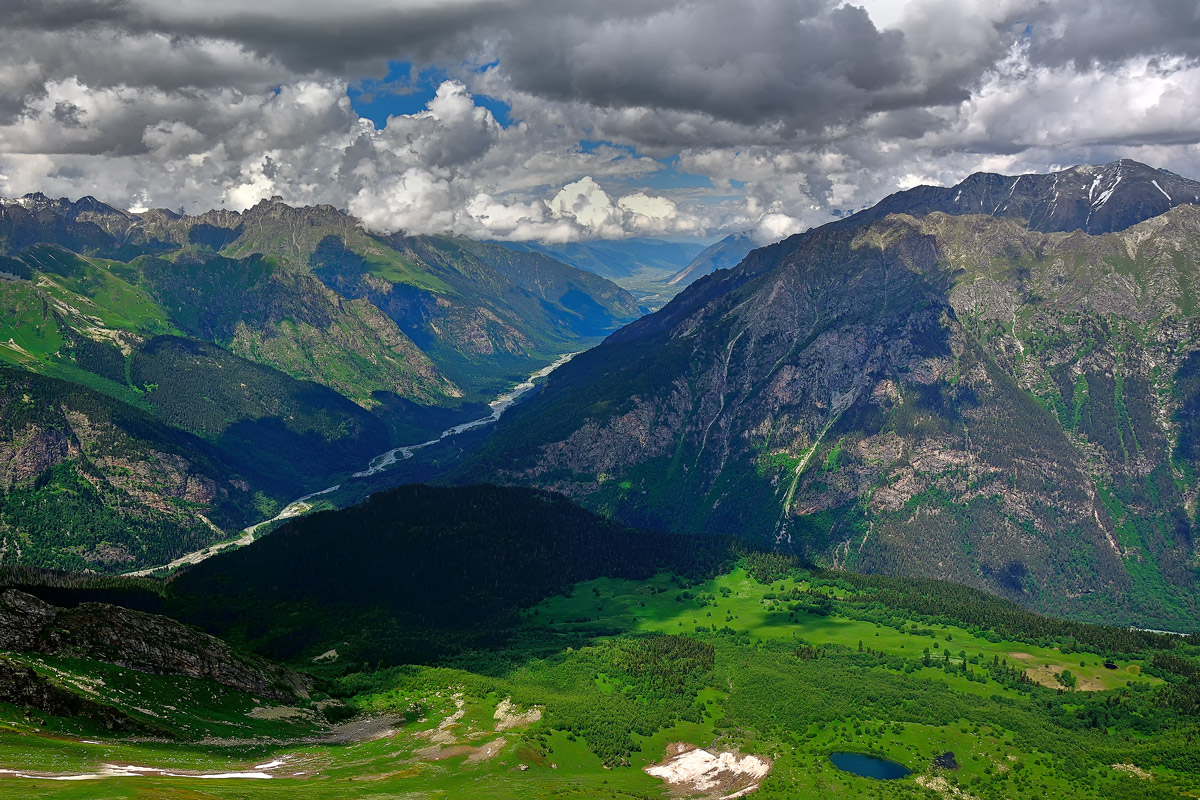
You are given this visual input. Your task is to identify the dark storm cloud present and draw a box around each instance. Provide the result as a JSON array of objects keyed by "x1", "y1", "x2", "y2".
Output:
[
  {"x1": 7, "y1": 0, "x2": 1200, "y2": 134},
  {"x1": 4, "y1": 0, "x2": 1200, "y2": 241},
  {"x1": 52, "y1": 101, "x2": 85, "y2": 126},
  {"x1": 1, "y1": 1, "x2": 919, "y2": 132},
  {"x1": 1027, "y1": 0, "x2": 1200, "y2": 68},
  {"x1": 4, "y1": 0, "x2": 127, "y2": 29},
  {"x1": 493, "y1": 2, "x2": 910, "y2": 132}
]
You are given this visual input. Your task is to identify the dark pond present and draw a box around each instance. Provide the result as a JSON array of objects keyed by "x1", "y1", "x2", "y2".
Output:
[{"x1": 828, "y1": 752, "x2": 911, "y2": 780}]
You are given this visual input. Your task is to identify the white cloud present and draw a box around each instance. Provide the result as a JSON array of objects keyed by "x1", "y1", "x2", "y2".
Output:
[
  {"x1": 617, "y1": 192, "x2": 702, "y2": 236},
  {"x1": 755, "y1": 212, "x2": 806, "y2": 242},
  {"x1": 2, "y1": 0, "x2": 1200, "y2": 242},
  {"x1": 351, "y1": 167, "x2": 455, "y2": 234},
  {"x1": 549, "y1": 176, "x2": 623, "y2": 238}
]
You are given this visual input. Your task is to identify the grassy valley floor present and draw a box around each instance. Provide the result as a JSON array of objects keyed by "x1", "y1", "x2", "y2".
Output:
[{"x1": 0, "y1": 564, "x2": 1197, "y2": 799}]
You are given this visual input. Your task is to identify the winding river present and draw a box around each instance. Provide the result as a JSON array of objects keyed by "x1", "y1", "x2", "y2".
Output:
[{"x1": 126, "y1": 352, "x2": 577, "y2": 577}]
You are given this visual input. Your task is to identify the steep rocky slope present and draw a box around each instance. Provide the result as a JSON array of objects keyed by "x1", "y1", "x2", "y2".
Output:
[
  {"x1": 467, "y1": 161, "x2": 1200, "y2": 626},
  {"x1": 0, "y1": 368, "x2": 257, "y2": 571}
]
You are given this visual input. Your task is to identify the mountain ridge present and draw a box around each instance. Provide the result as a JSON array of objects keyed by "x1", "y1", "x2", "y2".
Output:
[
  {"x1": 0, "y1": 194, "x2": 643, "y2": 573},
  {"x1": 464, "y1": 160, "x2": 1200, "y2": 626},
  {"x1": 667, "y1": 233, "x2": 758, "y2": 287}
]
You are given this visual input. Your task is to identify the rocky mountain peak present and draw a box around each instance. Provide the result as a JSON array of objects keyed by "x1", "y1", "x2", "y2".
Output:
[{"x1": 842, "y1": 158, "x2": 1200, "y2": 237}]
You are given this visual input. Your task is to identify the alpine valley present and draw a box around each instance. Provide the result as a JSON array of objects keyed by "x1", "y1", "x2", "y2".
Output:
[
  {"x1": 13, "y1": 0, "x2": 1200, "y2": 795},
  {"x1": 0, "y1": 193, "x2": 640, "y2": 571},
  {"x1": 2, "y1": 161, "x2": 1200, "y2": 800}
]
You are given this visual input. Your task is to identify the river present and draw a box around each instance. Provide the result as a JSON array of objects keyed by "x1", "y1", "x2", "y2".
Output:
[{"x1": 125, "y1": 352, "x2": 577, "y2": 577}]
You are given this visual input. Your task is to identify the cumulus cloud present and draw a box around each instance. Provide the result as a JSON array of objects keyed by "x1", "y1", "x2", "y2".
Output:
[
  {"x1": 351, "y1": 167, "x2": 456, "y2": 233},
  {"x1": 617, "y1": 192, "x2": 695, "y2": 235},
  {"x1": 1, "y1": 0, "x2": 1200, "y2": 241},
  {"x1": 550, "y1": 177, "x2": 621, "y2": 237}
]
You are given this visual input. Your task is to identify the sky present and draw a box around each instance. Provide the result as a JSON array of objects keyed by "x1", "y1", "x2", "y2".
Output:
[{"x1": 2, "y1": 0, "x2": 1200, "y2": 243}]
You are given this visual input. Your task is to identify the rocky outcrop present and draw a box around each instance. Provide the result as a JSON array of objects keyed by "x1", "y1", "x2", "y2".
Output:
[
  {"x1": 0, "y1": 590, "x2": 309, "y2": 702},
  {"x1": 0, "y1": 655, "x2": 160, "y2": 733},
  {"x1": 0, "y1": 424, "x2": 74, "y2": 490}
]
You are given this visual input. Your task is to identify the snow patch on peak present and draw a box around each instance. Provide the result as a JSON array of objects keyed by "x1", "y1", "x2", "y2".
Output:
[
  {"x1": 1093, "y1": 176, "x2": 1122, "y2": 210},
  {"x1": 1151, "y1": 180, "x2": 1172, "y2": 201}
]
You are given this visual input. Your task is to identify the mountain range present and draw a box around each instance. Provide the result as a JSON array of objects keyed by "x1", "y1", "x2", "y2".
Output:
[
  {"x1": 465, "y1": 159, "x2": 1200, "y2": 628},
  {"x1": 3, "y1": 160, "x2": 1200, "y2": 799},
  {"x1": 6, "y1": 159, "x2": 1200, "y2": 628},
  {"x1": 0, "y1": 194, "x2": 640, "y2": 570},
  {"x1": 497, "y1": 237, "x2": 705, "y2": 280}
]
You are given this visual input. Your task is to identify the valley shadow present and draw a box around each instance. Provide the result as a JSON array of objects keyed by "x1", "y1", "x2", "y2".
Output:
[{"x1": 159, "y1": 484, "x2": 734, "y2": 675}]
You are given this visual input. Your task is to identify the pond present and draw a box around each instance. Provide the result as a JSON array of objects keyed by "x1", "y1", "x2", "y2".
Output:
[{"x1": 828, "y1": 752, "x2": 912, "y2": 780}]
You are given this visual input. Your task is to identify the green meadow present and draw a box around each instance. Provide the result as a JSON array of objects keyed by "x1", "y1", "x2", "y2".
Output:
[{"x1": 0, "y1": 560, "x2": 1197, "y2": 799}]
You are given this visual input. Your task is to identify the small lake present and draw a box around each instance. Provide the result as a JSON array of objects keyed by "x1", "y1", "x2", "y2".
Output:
[{"x1": 828, "y1": 752, "x2": 911, "y2": 780}]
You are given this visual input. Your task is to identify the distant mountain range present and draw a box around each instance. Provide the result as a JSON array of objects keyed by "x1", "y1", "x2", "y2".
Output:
[
  {"x1": 497, "y1": 237, "x2": 705, "y2": 280},
  {"x1": 0, "y1": 194, "x2": 641, "y2": 571},
  {"x1": 465, "y1": 159, "x2": 1200, "y2": 628}
]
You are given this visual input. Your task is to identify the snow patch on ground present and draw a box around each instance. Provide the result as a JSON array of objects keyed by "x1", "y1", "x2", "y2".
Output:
[
  {"x1": 0, "y1": 764, "x2": 273, "y2": 781},
  {"x1": 645, "y1": 744, "x2": 770, "y2": 798},
  {"x1": 1093, "y1": 175, "x2": 1122, "y2": 209}
]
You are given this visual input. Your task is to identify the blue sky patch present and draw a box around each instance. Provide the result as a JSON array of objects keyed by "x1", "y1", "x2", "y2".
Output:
[{"x1": 349, "y1": 61, "x2": 511, "y2": 127}]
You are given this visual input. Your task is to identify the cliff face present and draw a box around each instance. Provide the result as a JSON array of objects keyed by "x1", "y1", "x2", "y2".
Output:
[
  {"x1": 467, "y1": 163, "x2": 1200, "y2": 626},
  {"x1": 0, "y1": 589, "x2": 309, "y2": 703}
]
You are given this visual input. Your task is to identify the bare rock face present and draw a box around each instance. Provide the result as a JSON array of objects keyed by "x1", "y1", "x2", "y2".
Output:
[
  {"x1": 0, "y1": 590, "x2": 309, "y2": 703},
  {"x1": 472, "y1": 164, "x2": 1200, "y2": 623},
  {"x1": 0, "y1": 424, "x2": 74, "y2": 490}
]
